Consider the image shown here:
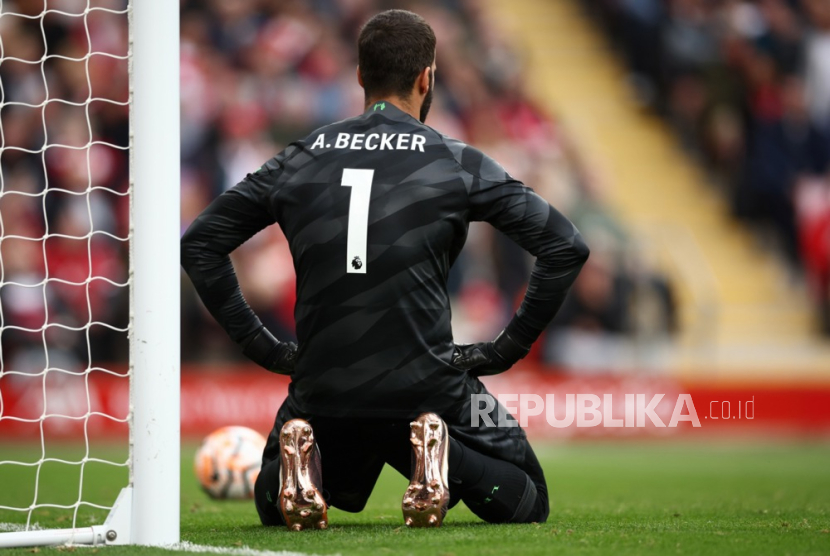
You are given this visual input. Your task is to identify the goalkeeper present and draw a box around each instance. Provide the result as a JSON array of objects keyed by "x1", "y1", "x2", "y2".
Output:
[{"x1": 181, "y1": 9, "x2": 588, "y2": 531}]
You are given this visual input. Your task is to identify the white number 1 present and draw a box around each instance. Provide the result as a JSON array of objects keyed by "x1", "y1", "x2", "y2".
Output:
[{"x1": 341, "y1": 168, "x2": 374, "y2": 274}]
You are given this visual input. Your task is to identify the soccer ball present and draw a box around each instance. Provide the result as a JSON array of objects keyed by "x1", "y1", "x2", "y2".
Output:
[{"x1": 194, "y1": 426, "x2": 267, "y2": 500}]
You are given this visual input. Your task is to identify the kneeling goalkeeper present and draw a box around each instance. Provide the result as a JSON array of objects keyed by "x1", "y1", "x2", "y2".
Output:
[{"x1": 181, "y1": 9, "x2": 588, "y2": 531}]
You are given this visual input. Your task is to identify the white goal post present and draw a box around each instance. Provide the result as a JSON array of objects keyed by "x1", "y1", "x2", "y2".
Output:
[{"x1": 0, "y1": 0, "x2": 180, "y2": 548}]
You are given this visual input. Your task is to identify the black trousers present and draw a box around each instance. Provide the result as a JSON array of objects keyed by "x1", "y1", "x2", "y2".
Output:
[{"x1": 254, "y1": 377, "x2": 549, "y2": 524}]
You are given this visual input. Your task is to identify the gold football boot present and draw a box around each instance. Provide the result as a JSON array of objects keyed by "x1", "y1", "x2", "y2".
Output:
[
  {"x1": 279, "y1": 419, "x2": 327, "y2": 531},
  {"x1": 402, "y1": 412, "x2": 450, "y2": 527}
]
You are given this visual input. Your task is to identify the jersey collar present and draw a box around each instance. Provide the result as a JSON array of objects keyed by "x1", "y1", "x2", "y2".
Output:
[{"x1": 365, "y1": 100, "x2": 422, "y2": 125}]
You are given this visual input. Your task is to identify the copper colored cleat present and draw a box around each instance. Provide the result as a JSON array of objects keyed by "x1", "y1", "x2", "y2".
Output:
[
  {"x1": 279, "y1": 419, "x2": 328, "y2": 531},
  {"x1": 402, "y1": 412, "x2": 450, "y2": 528}
]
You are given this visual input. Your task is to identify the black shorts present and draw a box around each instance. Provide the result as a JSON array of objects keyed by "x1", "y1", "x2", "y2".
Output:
[{"x1": 255, "y1": 376, "x2": 548, "y2": 523}]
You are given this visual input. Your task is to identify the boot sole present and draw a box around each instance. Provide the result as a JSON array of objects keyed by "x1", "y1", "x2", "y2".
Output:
[
  {"x1": 279, "y1": 419, "x2": 328, "y2": 531},
  {"x1": 402, "y1": 412, "x2": 449, "y2": 527}
]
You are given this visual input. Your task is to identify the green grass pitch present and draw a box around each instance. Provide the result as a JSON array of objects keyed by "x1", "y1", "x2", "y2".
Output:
[{"x1": 1, "y1": 441, "x2": 829, "y2": 555}]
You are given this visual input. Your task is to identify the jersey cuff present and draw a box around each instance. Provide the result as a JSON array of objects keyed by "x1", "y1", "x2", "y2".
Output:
[
  {"x1": 503, "y1": 320, "x2": 535, "y2": 353},
  {"x1": 241, "y1": 327, "x2": 281, "y2": 369}
]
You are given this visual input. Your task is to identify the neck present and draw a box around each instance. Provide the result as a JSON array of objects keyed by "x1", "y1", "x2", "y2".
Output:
[{"x1": 365, "y1": 95, "x2": 419, "y2": 120}]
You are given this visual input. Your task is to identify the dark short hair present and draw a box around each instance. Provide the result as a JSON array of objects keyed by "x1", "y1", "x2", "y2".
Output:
[{"x1": 358, "y1": 10, "x2": 436, "y2": 100}]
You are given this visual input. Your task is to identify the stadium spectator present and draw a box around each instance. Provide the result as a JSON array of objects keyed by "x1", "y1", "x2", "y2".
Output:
[{"x1": 583, "y1": 0, "x2": 830, "y2": 334}]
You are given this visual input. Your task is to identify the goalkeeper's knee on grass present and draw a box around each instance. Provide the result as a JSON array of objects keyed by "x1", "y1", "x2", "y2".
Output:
[
  {"x1": 448, "y1": 437, "x2": 547, "y2": 523},
  {"x1": 254, "y1": 459, "x2": 286, "y2": 526}
]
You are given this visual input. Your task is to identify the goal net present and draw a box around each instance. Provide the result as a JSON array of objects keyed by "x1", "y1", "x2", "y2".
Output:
[{"x1": 0, "y1": 0, "x2": 179, "y2": 548}]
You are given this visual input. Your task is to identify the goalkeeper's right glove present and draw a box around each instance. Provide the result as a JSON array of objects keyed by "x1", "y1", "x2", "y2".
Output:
[
  {"x1": 452, "y1": 329, "x2": 530, "y2": 377},
  {"x1": 242, "y1": 327, "x2": 297, "y2": 375}
]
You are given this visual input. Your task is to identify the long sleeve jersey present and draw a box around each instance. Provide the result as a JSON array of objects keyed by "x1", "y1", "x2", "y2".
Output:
[{"x1": 181, "y1": 102, "x2": 589, "y2": 418}]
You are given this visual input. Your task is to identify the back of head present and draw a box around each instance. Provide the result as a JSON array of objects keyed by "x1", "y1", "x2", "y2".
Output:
[{"x1": 358, "y1": 9, "x2": 436, "y2": 101}]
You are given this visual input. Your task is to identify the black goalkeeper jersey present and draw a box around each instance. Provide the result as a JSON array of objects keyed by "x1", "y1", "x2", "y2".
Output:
[{"x1": 182, "y1": 102, "x2": 588, "y2": 418}]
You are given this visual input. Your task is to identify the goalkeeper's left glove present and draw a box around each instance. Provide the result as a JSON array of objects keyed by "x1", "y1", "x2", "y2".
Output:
[
  {"x1": 241, "y1": 327, "x2": 297, "y2": 375},
  {"x1": 451, "y1": 329, "x2": 530, "y2": 377}
]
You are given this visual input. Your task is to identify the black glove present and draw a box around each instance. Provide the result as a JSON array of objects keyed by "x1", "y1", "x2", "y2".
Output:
[
  {"x1": 452, "y1": 330, "x2": 530, "y2": 377},
  {"x1": 242, "y1": 327, "x2": 297, "y2": 375}
]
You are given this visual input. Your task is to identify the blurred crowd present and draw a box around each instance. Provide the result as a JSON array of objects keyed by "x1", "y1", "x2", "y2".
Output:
[
  {"x1": 0, "y1": 1, "x2": 130, "y2": 377},
  {"x1": 0, "y1": 0, "x2": 677, "y2": 376},
  {"x1": 583, "y1": 0, "x2": 830, "y2": 333}
]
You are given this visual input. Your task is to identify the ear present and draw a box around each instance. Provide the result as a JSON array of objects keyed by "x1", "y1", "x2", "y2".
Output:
[
  {"x1": 417, "y1": 67, "x2": 430, "y2": 95},
  {"x1": 357, "y1": 66, "x2": 364, "y2": 89}
]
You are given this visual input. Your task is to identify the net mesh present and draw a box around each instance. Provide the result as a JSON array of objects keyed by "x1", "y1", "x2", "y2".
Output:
[{"x1": 0, "y1": 0, "x2": 130, "y2": 531}]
